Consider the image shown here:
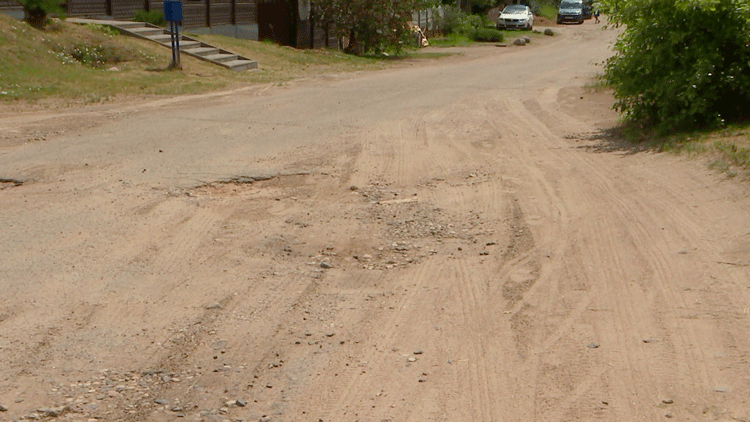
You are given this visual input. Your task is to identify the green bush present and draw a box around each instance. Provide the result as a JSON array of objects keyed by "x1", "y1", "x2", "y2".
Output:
[
  {"x1": 468, "y1": 27, "x2": 504, "y2": 42},
  {"x1": 436, "y1": 5, "x2": 466, "y2": 34},
  {"x1": 460, "y1": 14, "x2": 485, "y2": 32},
  {"x1": 133, "y1": 9, "x2": 166, "y2": 26},
  {"x1": 603, "y1": 0, "x2": 750, "y2": 133},
  {"x1": 17, "y1": 0, "x2": 65, "y2": 27}
]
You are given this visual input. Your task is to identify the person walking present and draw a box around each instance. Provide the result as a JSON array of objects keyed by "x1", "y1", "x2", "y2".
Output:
[{"x1": 593, "y1": 2, "x2": 601, "y2": 23}]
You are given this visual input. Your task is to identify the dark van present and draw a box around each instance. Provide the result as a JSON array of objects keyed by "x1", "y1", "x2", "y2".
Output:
[{"x1": 557, "y1": 0, "x2": 589, "y2": 24}]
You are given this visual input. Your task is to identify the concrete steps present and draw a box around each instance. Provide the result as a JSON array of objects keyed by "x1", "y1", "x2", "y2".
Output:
[{"x1": 68, "y1": 18, "x2": 258, "y2": 72}]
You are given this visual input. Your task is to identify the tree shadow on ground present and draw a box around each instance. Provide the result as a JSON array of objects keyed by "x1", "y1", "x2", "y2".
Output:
[{"x1": 579, "y1": 123, "x2": 666, "y2": 155}]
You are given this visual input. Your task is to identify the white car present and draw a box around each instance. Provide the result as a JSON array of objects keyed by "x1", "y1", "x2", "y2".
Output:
[{"x1": 497, "y1": 5, "x2": 534, "y2": 30}]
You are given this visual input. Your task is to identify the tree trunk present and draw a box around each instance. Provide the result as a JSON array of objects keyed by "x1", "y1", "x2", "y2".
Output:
[{"x1": 24, "y1": 8, "x2": 48, "y2": 27}]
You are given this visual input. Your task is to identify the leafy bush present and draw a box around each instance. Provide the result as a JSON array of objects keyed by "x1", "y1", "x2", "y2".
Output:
[
  {"x1": 133, "y1": 9, "x2": 166, "y2": 26},
  {"x1": 436, "y1": 5, "x2": 466, "y2": 34},
  {"x1": 17, "y1": 0, "x2": 65, "y2": 27},
  {"x1": 314, "y1": 0, "x2": 429, "y2": 55},
  {"x1": 603, "y1": 0, "x2": 750, "y2": 133},
  {"x1": 459, "y1": 14, "x2": 486, "y2": 34},
  {"x1": 468, "y1": 27, "x2": 504, "y2": 42}
]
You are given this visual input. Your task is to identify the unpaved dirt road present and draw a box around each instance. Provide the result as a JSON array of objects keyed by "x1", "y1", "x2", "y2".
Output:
[{"x1": 2, "y1": 22, "x2": 750, "y2": 422}]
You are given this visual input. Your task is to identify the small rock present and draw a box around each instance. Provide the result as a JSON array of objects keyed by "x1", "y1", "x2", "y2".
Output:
[
  {"x1": 665, "y1": 413, "x2": 673, "y2": 418},
  {"x1": 714, "y1": 386, "x2": 727, "y2": 393},
  {"x1": 513, "y1": 38, "x2": 527, "y2": 46},
  {"x1": 413, "y1": 350, "x2": 423, "y2": 355},
  {"x1": 350, "y1": 185, "x2": 359, "y2": 191},
  {"x1": 206, "y1": 303, "x2": 222, "y2": 310},
  {"x1": 320, "y1": 261, "x2": 332, "y2": 269},
  {"x1": 643, "y1": 338, "x2": 659, "y2": 344},
  {"x1": 544, "y1": 28, "x2": 554, "y2": 36},
  {"x1": 107, "y1": 66, "x2": 120, "y2": 71},
  {"x1": 418, "y1": 377, "x2": 427, "y2": 383},
  {"x1": 37, "y1": 407, "x2": 64, "y2": 418},
  {"x1": 325, "y1": 332, "x2": 335, "y2": 337},
  {"x1": 662, "y1": 399, "x2": 673, "y2": 404},
  {"x1": 171, "y1": 406, "x2": 184, "y2": 412},
  {"x1": 587, "y1": 343, "x2": 599, "y2": 349},
  {"x1": 154, "y1": 398, "x2": 169, "y2": 405},
  {"x1": 677, "y1": 250, "x2": 688, "y2": 254},
  {"x1": 236, "y1": 399, "x2": 246, "y2": 407},
  {"x1": 480, "y1": 251, "x2": 489, "y2": 256},
  {"x1": 407, "y1": 357, "x2": 417, "y2": 363},
  {"x1": 522, "y1": 36, "x2": 531, "y2": 43},
  {"x1": 0, "y1": 404, "x2": 7, "y2": 412}
]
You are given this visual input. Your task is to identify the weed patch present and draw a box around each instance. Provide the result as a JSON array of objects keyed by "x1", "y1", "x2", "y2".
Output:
[{"x1": 51, "y1": 43, "x2": 125, "y2": 68}]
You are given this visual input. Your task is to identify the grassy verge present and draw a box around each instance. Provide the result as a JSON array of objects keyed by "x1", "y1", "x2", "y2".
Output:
[
  {"x1": 664, "y1": 127, "x2": 750, "y2": 179},
  {"x1": 428, "y1": 33, "x2": 477, "y2": 47},
  {"x1": 604, "y1": 120, "x2": 750, "y2": 179},
  {"x1": 429, "y1": 27, "x2": 537, "y2": 48},
  {"x1": 585, "y1": 73, "x2": 750, "y2": 179},
  {"x1": 0, "y1": 13, "x2": 433, "y2": 107}
]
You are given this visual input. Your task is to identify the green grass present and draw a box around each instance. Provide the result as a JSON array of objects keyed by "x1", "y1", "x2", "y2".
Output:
[
  {"x1": 0, "y1": 13, "x2": 426, "y2": 106},
  {"x1": 648, "y1": 125, "x2": 750, "y2": 179},
  {"x1": 428, "y1": 33, "x2": 476, "y2": 47}
]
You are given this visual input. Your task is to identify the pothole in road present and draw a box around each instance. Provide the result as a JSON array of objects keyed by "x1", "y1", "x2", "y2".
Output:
[
  {"x1": 190, "y1": 172, "x2": 312, "y2": 197},
  {"x1": 0, "y1": 177, "x2": 25, "y2": 190}
]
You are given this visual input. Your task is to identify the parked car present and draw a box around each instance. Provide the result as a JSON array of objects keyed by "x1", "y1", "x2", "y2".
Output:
[
  {"x1": 497, "y1": 5, "x2": 534, "y2": 30},
  {"x1": 557, "y1": 0, "x2": 586, "y2": 24}
]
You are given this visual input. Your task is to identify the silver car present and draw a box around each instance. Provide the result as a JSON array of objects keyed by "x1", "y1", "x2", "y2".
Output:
[{"x1": 497, "y1": 5, "x2": 534, "y2": 30}]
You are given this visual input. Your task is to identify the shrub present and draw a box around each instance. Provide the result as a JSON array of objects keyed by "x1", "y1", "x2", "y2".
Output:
[
  {"x1": 436, "y1": 5, "x2": 466, "y2": 34},
  {"x1": 314, "y1": 0, "x2": 428, "y2": 55},
  {"x1": 469, "y1": 27, "x2": 504, "y2": 42},
  {"x1": 602, "y1": 0, "x2": 750, "y2": 133},
  {"x1": 459, "y1": 14, "x2": 485, "y2": 34},
  {"x1": 133, "y1": 9, "x2": 166, "y2": 26},
  {"x1": 17, "y1": 0, "x2": 65, "y2": 27}
]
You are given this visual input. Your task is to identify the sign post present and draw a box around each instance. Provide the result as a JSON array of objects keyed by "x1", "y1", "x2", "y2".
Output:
[{"x1": 164, "y1": 0, "x2": 183, "y2": 69}]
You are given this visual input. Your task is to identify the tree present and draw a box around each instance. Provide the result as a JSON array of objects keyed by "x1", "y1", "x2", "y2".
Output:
[
  {"x1": 602, "y1": 0, "x2": 750, "y2": 133},
  {"x1": 314, "y1": 0, "x2": 435, "y2": 54},
  {"x1": 18, "y1": 0, "x2": 66, "y2": 27}
]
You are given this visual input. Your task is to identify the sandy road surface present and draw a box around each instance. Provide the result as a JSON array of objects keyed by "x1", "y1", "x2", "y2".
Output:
[{"x1": 2, "y1": 22, "x2": 750, "y2": 422}]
